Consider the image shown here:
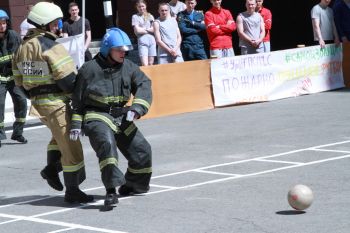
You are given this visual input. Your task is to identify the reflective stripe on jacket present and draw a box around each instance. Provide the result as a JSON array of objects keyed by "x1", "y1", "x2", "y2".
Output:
[
  {"x1": 12, "y1": 29, "x2": 77, "y2": 106},
  {"x1": 71, "y1": 54, "x2": 152, "y2": 130}
]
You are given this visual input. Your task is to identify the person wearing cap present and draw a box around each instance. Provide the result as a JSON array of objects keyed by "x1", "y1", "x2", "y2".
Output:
[
  {"x1": 0, "y1": 9, "x2": 28, "y2": 148},
  {"x1": 12, "y1": 2, "x2": 93, "y2": 204},
  {"x1": 70, "y1": 28, "x2": 153, "y2": 208}
]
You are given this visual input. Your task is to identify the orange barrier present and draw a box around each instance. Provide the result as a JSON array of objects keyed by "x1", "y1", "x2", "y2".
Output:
[
  {"x1": 343, "y1": 42, "x2": 350, "y2": 87},
  {"x1": 140, "y1": 60, "x2": 214, "y2": 119}
]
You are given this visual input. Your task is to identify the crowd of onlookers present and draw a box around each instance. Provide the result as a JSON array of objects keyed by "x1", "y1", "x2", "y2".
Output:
[
  {"x1": 129, "y1": 0, "x2": 349, "y2": 66},
  {"x1": 131, "y1": 0, "x2": 272, "y2": 65},
  {"x1": 16, "y1": 0, "x2": 350, "y2": 67}
]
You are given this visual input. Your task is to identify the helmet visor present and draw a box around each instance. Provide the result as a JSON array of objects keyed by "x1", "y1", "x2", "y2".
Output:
[{"x1": 112, "y1": 45, "x2": 133, "y2": 52}]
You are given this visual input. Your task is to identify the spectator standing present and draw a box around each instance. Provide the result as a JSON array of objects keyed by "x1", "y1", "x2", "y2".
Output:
[
  {"x1": 168, "y1": 0, "x2": 186, "y2": 17},
  {"x1": 70, "y1": 28, "x2": 153, "y2": 208},
  {"x1": 154, "y1": 3, "x2": 184, "y2": 64},
  {"x1": 311, "y1": 0, "x2": 340, "y2": 48},
  {"x1": 0, "y1": 9, "x2": 27, "y2": 148},
  {"x1": 132, "y1": 0, "x2": 156, "y2": 66},
  {"x1": 256, "y1": 0, "x2": 272, "y2": 52},
  {"x1": 177, "y1": 0, "x2": 207, "y2": 61},
  {"x1": 237, "y1": 0, "x2": 265, "y2": 55},
  {"x1": 20, "y1": 5, "x2": 35, "y2": 39},
  {"x1": 12, "y1": 2, "x2": 93, "y2": 203},
  {"x1": 333, "y1": 0, "x2": 350, "y2": 43},
  {"x1": 63, "y1": 2, "x2": 92, "y2": 61},
  {"x1": 204, "y1": 0, "x2": 236, "y2": 58}
]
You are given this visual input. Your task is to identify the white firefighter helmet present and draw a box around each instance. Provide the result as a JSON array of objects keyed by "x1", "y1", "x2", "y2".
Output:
[{"x1": 28, "y1": 2, "x2": 63, "y2": 27}]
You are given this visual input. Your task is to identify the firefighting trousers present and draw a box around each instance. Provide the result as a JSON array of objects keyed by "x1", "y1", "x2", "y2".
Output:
[
  {"x1": 47, "y1": 138, "x2": 63, "y2": 172},
  {"x1": 35, "y1": 103, "x2": 85, "y2": 187},
  {"x1": 0, "y1": 80, "x2": 27, "y2": 140},
  {"x1": 84, "y1": 120, "x2": 152, "y2": 192}
]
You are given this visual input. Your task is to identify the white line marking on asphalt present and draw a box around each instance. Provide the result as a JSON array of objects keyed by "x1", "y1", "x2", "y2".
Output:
[
  {"x1": 1, "y1": 140, "x2": 350, "y2": 230},
  {"x1": 152, "y1": 140, "x2": 350, "y2": 179},
  {"x1": 159, "y1": 154, "x2": 350, "y2": 190},
  {"x1": 254, "y1": 158, "x2": 304, "y2": 165},
  {"x1": 310, "y1": 140, "x2": 350, "y2": 148},
  {"x1": 0, "y1": 213, "x2": 127, "y2": 233},
  {"x1": 47, "y1": 227, "x2": 76, "y2": 233},
  {"x1": 5, "y1": 125, "x2": 46, "y2": 133},
  {"x1": 309, "y1": 148, "x2": 350, "y2": 153},
  {"x1": 193, "y1": 169, "x2": 241, "y2": 176},
  {"x1": 150, "y1": 184, "x2": 178, "y2": 189}
]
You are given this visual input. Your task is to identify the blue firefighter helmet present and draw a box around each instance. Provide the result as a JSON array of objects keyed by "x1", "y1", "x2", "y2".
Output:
[
  {"x1": 100, "y1": 27, "x2": 133, "y2": 57},
  {"x1": 0, "y1": 9, "x2": 9, "y2": 21}
]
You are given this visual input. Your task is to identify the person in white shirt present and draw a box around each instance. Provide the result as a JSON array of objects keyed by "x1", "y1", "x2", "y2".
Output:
[
  {"x1": 311, "y1": 0, "x2": 340, "y2": 48},
  {"x1": 154, "y1": 3, "x2": 184, "y2": 64},
  {"x1": 132, "y1": 0, "x2": 156, "y2": 66},
  {"x1": 20, "y1": 5, "x2": 35, "y2": 38},
  {"x1": 168, "y1": 0, "x2": 186, "y2": 17}
]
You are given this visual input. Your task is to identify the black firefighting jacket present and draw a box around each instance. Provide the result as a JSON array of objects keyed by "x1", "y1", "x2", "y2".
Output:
[
  {"x1": 0, "y1": 29, "x2": 21, "y2": 82},
  {"x1": 71, "y1": 53, "x2": 152, "y2": 133}
]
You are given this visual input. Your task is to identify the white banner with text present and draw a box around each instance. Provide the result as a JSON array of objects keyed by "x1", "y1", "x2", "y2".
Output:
[
  {"x1": 211, "y1": 44, "x2": 344, "y2": 106},
  {"x1": 56, "y1": 33, "x2": 85, "y2": 69}
]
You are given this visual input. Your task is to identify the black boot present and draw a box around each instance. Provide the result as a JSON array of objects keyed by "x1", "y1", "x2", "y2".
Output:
[
  {"x1": 11, "y1": 135, "x2": 28, "y2": 143},
  {"x1": 104, "y1": 193, "x2": 118, "y2": 206},
  {"x1": 64, "y1": 187, "x2": 94, "y2": 203},
  {"x1": 118, "y1": 185, "x2": 149, "y2": 196},
  {"x1": 118, "y1": 185, "x2": 136, "y2": 196},
  {"x1": 40, "y1": 164, "x2": 63, "y2": 191}
]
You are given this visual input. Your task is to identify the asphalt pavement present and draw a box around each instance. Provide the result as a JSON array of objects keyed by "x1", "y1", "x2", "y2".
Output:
[{"x1": 1, "y1": 88, "x2": 350, "y2": 233}]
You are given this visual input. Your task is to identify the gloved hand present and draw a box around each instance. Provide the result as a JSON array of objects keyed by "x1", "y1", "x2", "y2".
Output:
[
  {"x1": 69, "y1": 129, "x2": 82, "y2": 141},
  {"x1": 126, "y1": 110, "x2": 140, "y2": 122}
]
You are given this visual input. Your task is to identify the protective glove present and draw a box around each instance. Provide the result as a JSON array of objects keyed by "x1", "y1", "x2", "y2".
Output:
[
  {"x1": 69, "y1": 129, "x2": 82, "y2": 141},
  {"x1": 126, "y1": 110, "x2": 140, "y2": 122}
]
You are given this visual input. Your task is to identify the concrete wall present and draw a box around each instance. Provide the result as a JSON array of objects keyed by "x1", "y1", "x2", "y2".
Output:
[{"x1": 4, "y1": 0, "x2": 37, "y2": 34}]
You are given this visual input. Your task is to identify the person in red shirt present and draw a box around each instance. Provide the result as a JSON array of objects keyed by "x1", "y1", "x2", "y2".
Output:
[
  {"x1": 204, "y1": 0, "x2": 236, "y2": 58},
  {"x1": 256, "y1": 0, "x2": 272, "y2": 52}
]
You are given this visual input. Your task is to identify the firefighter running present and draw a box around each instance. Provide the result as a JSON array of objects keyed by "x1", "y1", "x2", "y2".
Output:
[
  {"x1": 70, "y1": 28, "x2": 153, "y2": 208},
  {"x1": 12, "y1": 2, "x2": 93, "y2": 204}
]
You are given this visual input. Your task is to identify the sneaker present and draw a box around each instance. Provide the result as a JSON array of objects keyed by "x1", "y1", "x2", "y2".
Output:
[
  {"x1": 104, "y1": 193, "x2": 118, "y2": 207},
  {"x1": 11, "y1": 135, "x2": 28, "y2": 143},
  {"x1": 40, "y1": 165, "x2": 63, "y2": 191},
  {"x1": 64, "y1": 189, "x2": 94, "y2": 203}
]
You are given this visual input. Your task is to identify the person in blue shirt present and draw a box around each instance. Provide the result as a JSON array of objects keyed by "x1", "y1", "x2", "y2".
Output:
[{"x1": 177, "y1": 0, "x2": 207, "y2": 61}]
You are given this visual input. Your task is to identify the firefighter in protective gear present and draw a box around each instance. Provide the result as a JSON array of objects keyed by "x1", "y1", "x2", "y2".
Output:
[
  {"x1": 70, "y1": 27, "x2": 152, "y2": 208},
  {"x1": 12, "y1": 2, "x2": 93, "y2": 204},
  {"x1": 0, "y1": 9, "x2": 28, "y2": 147}
]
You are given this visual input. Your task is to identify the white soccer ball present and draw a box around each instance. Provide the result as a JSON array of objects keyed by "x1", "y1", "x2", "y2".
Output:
[{"x1": 287, "y1": 184, "x2": 314, "y2": 210}]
